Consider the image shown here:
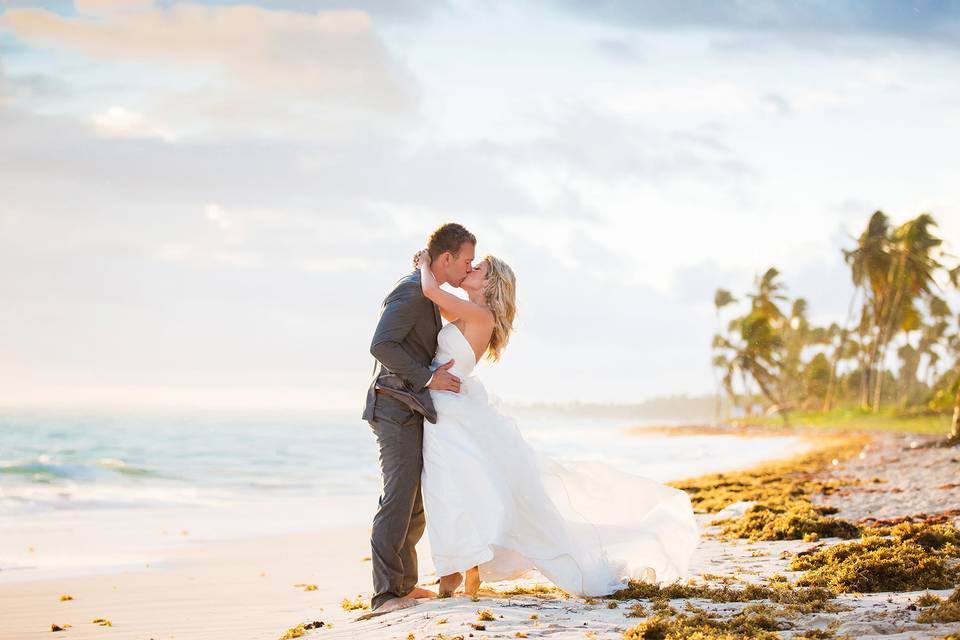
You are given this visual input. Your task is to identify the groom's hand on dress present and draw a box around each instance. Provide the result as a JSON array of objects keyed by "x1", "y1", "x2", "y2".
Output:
[{"x1": 428, "y1": 360, "x2": 460, "y2": 393}]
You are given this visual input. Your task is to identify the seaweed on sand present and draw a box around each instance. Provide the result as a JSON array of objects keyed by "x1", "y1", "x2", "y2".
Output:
[
  {"x1": 667, "y1": 436, "x2": 867, "y2": 515},
  {"x1": 917, "y1": 588, "x2": 960, "y2": 624},
  {"x1": 607, "y1": 578, "x2": 844, "y2": 614},
  {"x1": 867, "y1": 521, "x2": 960, "y2": 554},
  {"x1": 623, "y1": 604, "x2": 784, "y2": 640},
  {"x1": 340, "y1": 596, "x2": 369, "y2": 611},
  {"x1": 790, "y1": 535, "x2": 958, "y2": 593},
  {"x1": 719, "y1": 497, "x2": 861, "y2": 542}
]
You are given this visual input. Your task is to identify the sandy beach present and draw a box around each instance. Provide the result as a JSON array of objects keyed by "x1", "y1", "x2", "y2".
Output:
[
  {"x1": 3, "y1": 430, "x2": 959, "y2": 640},
  {"x1": 0, "y1": 525, "x2": 373, "y2": 640}
]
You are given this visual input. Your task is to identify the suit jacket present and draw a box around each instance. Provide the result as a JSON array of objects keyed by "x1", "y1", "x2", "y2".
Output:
[{"x1": 362, "y1": 270, "x2": 441, "y2": 425}]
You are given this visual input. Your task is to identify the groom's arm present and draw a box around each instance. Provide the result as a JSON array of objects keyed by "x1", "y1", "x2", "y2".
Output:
[{"x1": 370, "y1": 282, "x2": 434, "y2": 393}]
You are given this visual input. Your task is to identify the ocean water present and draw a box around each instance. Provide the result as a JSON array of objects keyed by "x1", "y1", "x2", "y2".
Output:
[
  {"x1": 0, "y1": 407, "x2": 805, "y2": 517},
  {"x1": 0, "y1": 407, "x2": 809, "y2": 581}
]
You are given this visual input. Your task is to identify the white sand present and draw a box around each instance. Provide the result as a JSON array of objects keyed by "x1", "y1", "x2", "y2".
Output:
[{"x1": 0, "y1": 526, "x2": 374, "y2": 640}]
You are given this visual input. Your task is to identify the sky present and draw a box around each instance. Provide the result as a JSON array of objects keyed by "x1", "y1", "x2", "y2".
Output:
[{"x1": 1, "y1": 0, "x2": 959, "y2": 411}]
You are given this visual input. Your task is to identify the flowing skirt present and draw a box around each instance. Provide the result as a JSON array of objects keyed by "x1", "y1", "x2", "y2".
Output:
[{"x1": 421, "y1": 375, "x2": 700, "y2": 596}]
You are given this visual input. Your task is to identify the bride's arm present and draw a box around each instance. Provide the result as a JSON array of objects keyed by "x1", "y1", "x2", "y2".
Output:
[
  {"x1": 416, "y1": 250, "x2": 492, "y2": 325},
  {"x1": 438, "y1": 305, "x2": 458, "y2": 323}
]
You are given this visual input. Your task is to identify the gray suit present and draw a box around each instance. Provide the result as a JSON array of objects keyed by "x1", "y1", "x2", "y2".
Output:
[{"x1": 363, "y1": 270, "x2": 441, "y2": 609}]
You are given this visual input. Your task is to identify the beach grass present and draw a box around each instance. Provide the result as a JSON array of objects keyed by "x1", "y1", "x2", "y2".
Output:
[{"x1": 731, "y1": 406, "x2": 952, "y2": 435}]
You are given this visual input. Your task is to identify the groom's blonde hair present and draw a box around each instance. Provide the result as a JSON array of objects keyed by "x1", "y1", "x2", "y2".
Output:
[{"x1": 481, "y1": 255, "x2": 517, "y2": 363}]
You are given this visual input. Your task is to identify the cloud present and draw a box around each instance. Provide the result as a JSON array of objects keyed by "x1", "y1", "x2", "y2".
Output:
[
  {"x1": 0, "y1": 92, "x2": 760, "y2": 406},
  {"x1": 206, "y1": 0, "x2": 450, "y2": 22},
  {"x1": 761, "y1": 92, "x2": 792, "y2": 117},
  {"x1": 554, "y1": 0, "x2": 960, "y2": 50},
  {"x1": 91, "y1": 105, "x2": 177, "y2": 140},
  {"x1": 594, "y1": 36, "x2": 642, "y2": 62},
  {"x1": 0, "y1": 1, "x2": 418, "y2": 136}
]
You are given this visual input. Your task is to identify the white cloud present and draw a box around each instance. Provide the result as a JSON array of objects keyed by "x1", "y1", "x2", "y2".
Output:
[
  {"x1": 91, "y1": 106, "x2": 176, "y2": 140},
  {"x1": 204, "y1": 203, "x2": 232, "y2": 232},
  {"x1": 1, "y1": 2, "x2": 417, "y2": 138}
]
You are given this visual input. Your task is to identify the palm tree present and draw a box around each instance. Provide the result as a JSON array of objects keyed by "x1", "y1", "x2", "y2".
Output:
[
  {"x1": 714, "y1": 309, "x2": 787, "y2": 419},
  {"x1": 749, "y1": 267, "x2": 788, "y2": 325},
  {"x1": 948, "y1": 266, "x2": 960, "y2": 443},
  {"x1": 870, "y1": 214, "x2": 944, "y2": 411},
  {"x1": 896, "y1": 342, "x2": 920, "y2": 407},
  {"x1": 949, "y1": 367, "x2": 960, "y2": 445},
  {"x1": 713, "y1": 288, "x2": 737, "y2": 420},
  {"x1": 823, "y1": 285, "x2": 859, "y2": 412},
  {"x1": 844, "y1": 211, "x2": 892, "y2": 410},
  {"x1": 917, "y1": 296, "x2": 950, "y2": 390}
]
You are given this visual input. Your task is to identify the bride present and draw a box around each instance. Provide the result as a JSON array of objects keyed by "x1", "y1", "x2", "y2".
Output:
[{"x1": 412, "y1": 249, "x2": 700, "y2": 598}]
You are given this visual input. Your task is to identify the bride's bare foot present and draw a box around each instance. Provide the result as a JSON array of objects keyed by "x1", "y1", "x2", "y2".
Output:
[
  {"x1": 464, "y1": 566, "x2": 480, "y2": 596},
  {"x1": 439, "y1": 572, "x2": 463, "y2": 597},
  {"x1": 407, "y1": 586, "x2": 437, "y2": 599}
]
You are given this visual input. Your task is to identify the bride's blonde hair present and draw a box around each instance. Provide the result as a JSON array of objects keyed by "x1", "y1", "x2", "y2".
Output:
[{"x1": 481, "y1": 255, "x2": 516, "y2": 362}]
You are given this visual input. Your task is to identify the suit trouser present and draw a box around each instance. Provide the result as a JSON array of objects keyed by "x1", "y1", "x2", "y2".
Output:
[{"x1": 367, "y1": 411, "x2": 426, "y2": 610}]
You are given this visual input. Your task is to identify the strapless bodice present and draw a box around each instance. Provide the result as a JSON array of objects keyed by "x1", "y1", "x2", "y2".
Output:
[{"x1": 432, "y1": 323, "x2": 477, "y2": 380}]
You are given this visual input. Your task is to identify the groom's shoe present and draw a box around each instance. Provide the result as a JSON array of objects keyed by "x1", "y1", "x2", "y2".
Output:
[{"x1": 439, "y1": 572, "x2": 463, "y2": 597}]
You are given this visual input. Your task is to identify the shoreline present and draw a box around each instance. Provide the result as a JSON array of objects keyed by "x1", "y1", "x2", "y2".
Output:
[
  {"x1": 3, "y1": 430, "x2": 958, "y2": 639},
  {"x1": 0, "y1": 426, "x2": 810, "y2": 587}
]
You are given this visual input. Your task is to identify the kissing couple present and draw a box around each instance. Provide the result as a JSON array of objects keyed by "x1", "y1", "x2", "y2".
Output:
[{"x1": 361, "y1": 223, "x2": 700, "y2": 616}]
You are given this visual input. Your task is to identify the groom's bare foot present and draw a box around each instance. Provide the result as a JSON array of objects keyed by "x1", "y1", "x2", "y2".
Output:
[
  {"x1": 464, "y1": 566, "x2": 480, "y2": 597},
  {"x1": 355, "y1": 596, "x2": 418, "y2": 621},
  {"x1": 439, "y1": 572, "x2": 463, "y2": 597},
  {"x1": 407, "y1": 586, "x2": 437, "y2": 599}
]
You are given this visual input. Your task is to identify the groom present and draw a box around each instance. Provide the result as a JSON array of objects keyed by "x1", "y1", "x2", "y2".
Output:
[{"x1": 362, "y1": 222, "x2": 477, "y2": 614}]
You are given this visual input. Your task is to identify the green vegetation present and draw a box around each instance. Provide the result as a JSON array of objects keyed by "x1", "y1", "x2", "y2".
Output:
[
  {"x1": 711, "y1": 210, "x2": 960, "y2": 442},
  {"x1": 732, "y1": 406, "x2": 951, "y2": 435}
]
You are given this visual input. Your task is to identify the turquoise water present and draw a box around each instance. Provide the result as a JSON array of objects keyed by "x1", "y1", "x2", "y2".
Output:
[
  {"x1": 0, "y1": 407, "x2": 805, "y2": 517},
  {"x1": 0, "y1": 408, "x2": 380, "y2": 515}
]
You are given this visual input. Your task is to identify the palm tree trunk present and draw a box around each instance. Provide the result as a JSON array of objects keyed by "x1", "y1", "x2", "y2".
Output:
[
  {"x1": 751, "y1": 366, "x2": 787, "y2": 421},
  {"x1": 858, "y1": 311, "x2": 870, "y2": 409},
  {"x1": 949, "y1": 382, "x2": 960, "y2": 443},
  {"x1": 740, "y1": 369, "x2": 752, "y2": 417},
  {"x1": 871, "y1": 340, "x2": 888, "y2": 412},
  {"x1": 872, "y1": 251, "x2": 908, "y2": 412},
  {"x1": 860, "y1": 300, "x2": 877, "y2": 411},
  {"x1": 825, "y1": 287, "x2": 859, "y2": 412},
  {"x1": 862, "y1": 331, "x2": 877, "y2": 409}
]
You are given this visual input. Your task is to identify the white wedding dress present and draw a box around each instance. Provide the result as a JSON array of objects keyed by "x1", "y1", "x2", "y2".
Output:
[{"x1": 420, "y1": 323, "x2": 700, "y2": 596}]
